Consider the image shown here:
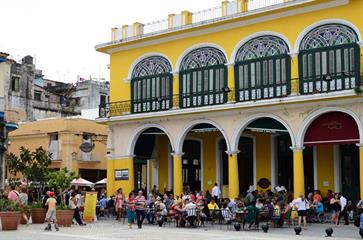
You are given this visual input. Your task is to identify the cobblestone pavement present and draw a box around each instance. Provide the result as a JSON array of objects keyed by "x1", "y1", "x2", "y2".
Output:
[{"x1": 0, "y1": 220, "x2": 360, "y2": 240}]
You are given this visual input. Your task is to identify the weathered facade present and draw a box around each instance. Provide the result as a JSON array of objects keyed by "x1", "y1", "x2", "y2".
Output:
[
  {"x1": 0, "y1": 54, "x2": 110, "y2": 122},
  {"x1": 8, "y1": 118, "x2": 108, "y2": 183},
  {"x1": 97, "y1": 0, "x2": 363, "y2": 202}
]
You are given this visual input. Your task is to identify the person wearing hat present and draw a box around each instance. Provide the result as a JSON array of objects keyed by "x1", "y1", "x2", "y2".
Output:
[{"x1": 45, "y1": 191, "x2": 59, "y2": 231}]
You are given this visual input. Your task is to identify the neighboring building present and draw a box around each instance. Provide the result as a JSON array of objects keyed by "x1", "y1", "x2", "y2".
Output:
[
  {"x1": 96, "y1": 0, "x2": 363, "y2": 202},
  {"x1": 74, "y1": 79, "x2": 110, "y2": 119},
  {"x1": 0, "y1": 54, "x2": 110, "y2": 123},
  {"x1": 7, "y1": 118, "x2": 107, "y2": 183}
]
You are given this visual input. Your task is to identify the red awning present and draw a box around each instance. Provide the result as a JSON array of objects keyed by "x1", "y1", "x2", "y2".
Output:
[{"x1": 304, "y1": 112, "x2": 359, "y2": 146}]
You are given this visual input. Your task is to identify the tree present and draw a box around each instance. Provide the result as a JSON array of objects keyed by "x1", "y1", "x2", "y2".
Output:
[
  {"x1": 47, "y1": 168, "x2": 78, "y2": 205},
  {"x1": 6, "y1": 146, "x2": 52, "y2": 201}
]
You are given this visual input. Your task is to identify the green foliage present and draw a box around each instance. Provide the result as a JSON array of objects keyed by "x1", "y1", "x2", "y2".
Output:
[
  {"x1": 6, "y1": 146, "x2": 52, "y2": 202},
  {"x1": 48, "y1": 168, "x2": 78, "y2": 192},
  {"x1": 30, "y1": 202, "x2": 44, "y2": 209},
  {"x1": 6, "y1": 146, "x2": 52, "y2": 183},
  {"x1": 0, "y1": 199, "x2": 20, "y2": 212},
  {"x1": 56, "y1": 204, "x2": 69, "y2": 210}
]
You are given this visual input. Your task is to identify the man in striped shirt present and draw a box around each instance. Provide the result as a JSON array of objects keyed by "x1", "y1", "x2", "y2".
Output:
[{"x1": 135, "y1": 190, "x2": 146, "y2": 229}]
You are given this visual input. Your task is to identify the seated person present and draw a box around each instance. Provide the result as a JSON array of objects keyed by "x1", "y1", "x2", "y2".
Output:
[
  {"x1": 208, "y1": 198, "x2": 219, "y2": 211},
  {"x1": 98, "y1": 196, "x2": 108, "y2": 217},
  {"x1": 221, "y1": 202, "x2": 234, "y2": 224},
  {"x1": 184, "y1": 199, "x2": 197, "y2": 227}
]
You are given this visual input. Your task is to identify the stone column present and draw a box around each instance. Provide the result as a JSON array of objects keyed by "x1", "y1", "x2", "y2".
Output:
[
  {"x1": 222, "y1": 1, "x2": 229, "y2": 17},
  {"x1": 227, "y1": 151, "x2": 240, "y2": 199},
  {"x1": 172, "y1": 153, "x2": 183, "y2": 196},
  {"x1": 108, "y1": 157, "x2": 135, "y2": 197},
  {"x1": 292, "y1": 146, "x2": 305, "y2": 198}
]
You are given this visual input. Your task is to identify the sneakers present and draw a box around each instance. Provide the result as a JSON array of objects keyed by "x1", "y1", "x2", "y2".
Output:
[
  {"x1": 44, "y1": 224, "x2": 52, "y2": 231},
  {"x1": 55, "y1": 224, "x2": 59, "y2": 231}
]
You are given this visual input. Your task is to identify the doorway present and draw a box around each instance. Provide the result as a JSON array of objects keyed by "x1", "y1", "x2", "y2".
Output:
[
  {"x1": 182, "y1": 139, "x2": 202, "y2": 192},
  {"x1": 238, "y1": 137, "x2": 254, "y2": 194},
  {"x1": 341, "y1": 144, "x2": 360, "y2": 203}
]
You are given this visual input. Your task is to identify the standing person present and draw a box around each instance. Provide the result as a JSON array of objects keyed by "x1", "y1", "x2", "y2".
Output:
[
  {"x1": 338, "y1": 193, "x2": 349, "y2": 225},
  {"x1": 211, "y1": 183, "x2": 221, "y2": 205},
  {"x1": 19, "y1": 188, "x2": 29, "y2": 224},
  {"x1": 115, "y1": 188, "x2": 124, "y2": 221},
  {"x1": 292, "y1": 193, "x2": 308, "y2": 230},
  {"x1": 330, "y1": 193, "x2": 341, "y2": 225},
  {"x1": 135, "y1": 190, "x2": 146, "y2": 229},
  {"x1": 7, "y1": 185, "x2": 19, "y2": 202},
  {"x1": 126, "y1": 192, "x2": 136, "y2": 229},
  {"x1": 44, "y1": 192, "x2": 59, "y2": 231},
  {"x1": 68, "y1": 192, "x2": 86, "y2": 226}
]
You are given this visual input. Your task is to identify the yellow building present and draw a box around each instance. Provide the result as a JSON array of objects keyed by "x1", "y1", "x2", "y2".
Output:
[
  {"x1": 96, "y1": 0, "x2": 363, "y2": 202},
  {"x1": 8, "y1": 118, "x2": 107, "y2": 183}
]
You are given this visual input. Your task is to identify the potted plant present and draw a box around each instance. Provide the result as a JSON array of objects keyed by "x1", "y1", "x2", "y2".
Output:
[
  {"x1": 6, "y1": 147, "x2": 52, "y2": 224},
  {"x1": 48, "y1": 168, "x2": 77, "y2": 227},
  {"x1": 0, "y1": 199, "x2": 21, "y2": 230}
]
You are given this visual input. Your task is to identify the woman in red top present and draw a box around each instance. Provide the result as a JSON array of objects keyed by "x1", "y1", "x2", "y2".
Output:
[
  {"x1": 126, "y1": 192, "x2": 136, "y2": 229},
  {"x1": 115, "y1": 188, "x2": 124, "y2": 221}
]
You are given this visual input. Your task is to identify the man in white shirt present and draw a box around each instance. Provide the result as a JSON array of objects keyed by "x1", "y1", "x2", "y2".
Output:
[
  {"x1": 338, "y1": 193, "x2": 348, "y2": 225},
  {"x1": 211, "y1": 183, "x2": 221, "y2": 205}
]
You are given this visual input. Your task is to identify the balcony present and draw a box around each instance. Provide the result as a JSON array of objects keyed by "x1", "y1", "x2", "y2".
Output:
[
  {"x1": 97, "y1": 0, "x2": 310, "y2": 48},
  {"x1": 99, "y1": 74, "x2": 363, "y2": 119}
]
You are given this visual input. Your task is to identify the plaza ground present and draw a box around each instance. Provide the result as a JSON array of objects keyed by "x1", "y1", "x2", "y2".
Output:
[{"x1": 0, "y1": 220, "x2": 360, "y2": 240}]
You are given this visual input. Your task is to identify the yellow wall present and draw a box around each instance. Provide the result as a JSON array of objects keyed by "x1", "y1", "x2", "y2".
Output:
[
  {"x1": 254, "y1": 133, "x2": 272, "y2": 191},
  {"x1": 109, "y1": 158, "x2": 134, "y2": 196},
  {"x1": 8, "y1": 118, "x2": 107, "y2": 177},
  {"x1": 158, "y1": 135, "x2": 169, "y2": 192},
  {"x1": 316, "y1": 145, "x2": 335, "y2": 195},
  {"x1": 103, "y1": 0, "x2": 363, "y2": 103}
]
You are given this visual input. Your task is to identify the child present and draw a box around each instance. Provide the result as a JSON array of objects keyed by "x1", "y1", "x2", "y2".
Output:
[{"x1": 45, "y1": 192, "x2": 59, "y2": 231}]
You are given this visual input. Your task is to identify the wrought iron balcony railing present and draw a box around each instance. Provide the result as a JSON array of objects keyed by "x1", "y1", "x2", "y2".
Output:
[
  {"x1": 99, "y1": 75, "x2": 363, "y2": 118},
  {"x1": 99, "y1": 89, "x2": 235, "y2": 118}
]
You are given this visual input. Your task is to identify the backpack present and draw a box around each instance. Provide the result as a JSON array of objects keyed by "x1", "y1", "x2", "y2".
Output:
[{"x1": 354, "y1": 215, "x2": 360, "y2": 227}]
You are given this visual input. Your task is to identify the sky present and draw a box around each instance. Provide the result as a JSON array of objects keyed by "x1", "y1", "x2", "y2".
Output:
[{"x1": 0, "y1": 0, "x2": 222, "y2": 83}]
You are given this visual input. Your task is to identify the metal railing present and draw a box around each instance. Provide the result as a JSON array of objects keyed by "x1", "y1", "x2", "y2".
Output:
[
  {"x1": 106, "y1": 0, "x2": 300, "y2": 44},
  {"x1": 99, "y1": 89, "x2": 236, "y2": 118},
  {"x1": 99, "y1": 74, "x2": 363, "y2": 118}
]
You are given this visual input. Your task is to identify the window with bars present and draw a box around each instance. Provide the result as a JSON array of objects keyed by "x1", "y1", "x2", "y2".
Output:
[
  {"x1": 298, "y1": 24, "x2": 360, "y2": 94},
  {"x1": 179, "y1": 47, "x2": 228, "y2": 108},
  {"x1": 131, "y1": 56, "x2": 173, "y2": 113},
  {"x1": 234, "y1": 35, "x2": 291, "y2": 102}
]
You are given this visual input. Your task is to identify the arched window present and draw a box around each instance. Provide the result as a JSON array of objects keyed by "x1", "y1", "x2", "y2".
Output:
[
  {"x1": 234, "y1": 35, "x2": 291, "y2": 102},
  {"x1": 131, "y1": 56, "x2": 173, "y2": 113},
  {"x1": 179, "y1": 47, "x2": 227, "y2": 108},
  {"x1": 298, "y1": 24, "x2": 360, "y2": 94}
]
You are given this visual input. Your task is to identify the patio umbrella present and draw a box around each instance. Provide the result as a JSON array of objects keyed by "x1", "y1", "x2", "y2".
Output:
[
  {"x1": 95, "y1": 178, "x2": 107, "y2": 185},
  {"x1": 71, "y1": 178, "x2": 94, "y2": 187}
]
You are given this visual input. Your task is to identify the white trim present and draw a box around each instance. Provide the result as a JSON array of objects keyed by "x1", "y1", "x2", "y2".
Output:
[
  {"x1": 231, "y1": 113, "x2": 296, "y2": 152},
  {"x1": 296, "y1": 107, "x2": 363, "y2": 148},
  {"x1": 175, "y1": 42, "x2": 229, "y2": 73},
  {"x1": 230, "y1": 31, "x2": 292, "y2": 64},
  {"x1": 175, "y1": 118, "x2": 231, "y2": 154},
  {"x1": 168, "y1": 142, "x2": 173, "y2": 191},
  {"x1": 313, "y1": 146, "x2": 318, "y2": 190},
  {"x1": 127, "y1": 123, "x2": 175, "y2": 156},
  {"x1": 270, "y1": 134, "x2": 277, "y2": 190},
  {"x1": 99, "y1": 0, "x2": 348, "y2": 54},
  {"x1": 185, "y1": 137, "x2": 204, "y2": 191},
  {"x1": 97, "y1": 90, "x2": 359, "y2": 125},
  {"x1": 333, "y1": 144, "x2": 341, "y2": 193},
  {"x1": 126, "y1": 52, "x2": 174, "y2": 81},
  {"x1": 293, "y1": 18, "x2": 362, "y2": 54}
]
